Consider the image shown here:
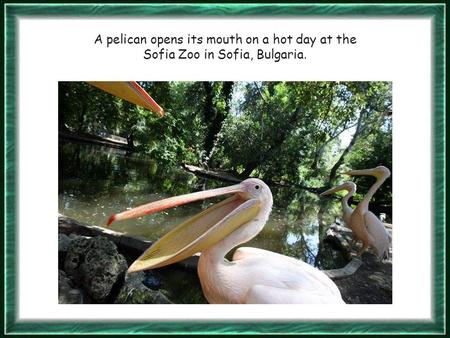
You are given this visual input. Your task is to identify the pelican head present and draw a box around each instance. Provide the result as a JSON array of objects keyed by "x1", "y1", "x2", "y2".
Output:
[
  {"x1": 107, "y1": 178, "x2": 272, "y2": 273},
  {"x1": 343, "y1": 166, "x2": 391, "y2": 180},
  {"x1": 320, "y1": 181, "x2": 356, "y2": 196}
]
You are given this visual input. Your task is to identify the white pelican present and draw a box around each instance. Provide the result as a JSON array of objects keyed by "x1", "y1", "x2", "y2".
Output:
[
  {"x1": 320, "y1": 181, "x2": 356, "y2": 227},
  {"x1": 344, "y1": 166, "x2": 391, "y2": 259},
  {"x1": 320, "y1": 181, "x2": 360, "y2": 249},
  {"x1": 107, "y1": 178, "x2": 344, "y2": 304}
]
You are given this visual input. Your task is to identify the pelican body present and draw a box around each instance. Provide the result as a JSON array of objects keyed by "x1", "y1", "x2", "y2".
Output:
[
  {"x1": 108, "y1": 179, "x2": 344, "y2": 304},
  {"x1": 344, "y1": 166, "x2": 391, "y2": 259}
]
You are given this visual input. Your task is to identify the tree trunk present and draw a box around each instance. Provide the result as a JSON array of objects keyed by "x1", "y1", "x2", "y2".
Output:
[
  {"x1": 206, "y1": 81, "x2": 233, "y2": 166},
  {"x1": 311, "y1": 135, "x2": 327, "y2": 171},
  {"x1": 312, "y1": 122, "x2": 357, "y2": 171},
  {"x1": 328, "y1": 109, "x2": 366, "y2": 184},
  {"x1": 202, "y1": 82, "x2": 215, "y2": 159},
  {"x1": 239, "y1": 107, "x2": 303, "y2": 177},
  {"x1": 58, "y1": 82, "x2": 68, "y2": 130},
  {"x1": 311, "y1": 84, "x2": 338, "y2": 171},
  {"x1": 76, "y1": 100, "x2": 87, "y2": 133},
  {"x1": 241, "y1": 161, "x2": 260, "y2": 177},
  {"x1": 202, "y1": 82, "x2": 234, "y2": 167},
  {"x1": 126, "y1": 131, "x2": 135, "y2": 150}
]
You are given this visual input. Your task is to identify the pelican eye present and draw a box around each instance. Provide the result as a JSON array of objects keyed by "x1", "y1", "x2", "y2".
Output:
[{"x1": 255, "y1": 185, "x2": 260, "y2": 190}]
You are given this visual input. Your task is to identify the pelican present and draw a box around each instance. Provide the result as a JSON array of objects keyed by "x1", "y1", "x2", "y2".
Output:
[
  {"x1": 107, "y1": 178, "x2": 344, "y2": 304},
  {"x1": 320, "y1": 181, "x2": 356, "y2": 227},
  {"x1": 344, "y1": 166, "x2": 391, "y2": 259},
  {"x1": 320, "y1": 181, "x2": 360, "y2": 248}
]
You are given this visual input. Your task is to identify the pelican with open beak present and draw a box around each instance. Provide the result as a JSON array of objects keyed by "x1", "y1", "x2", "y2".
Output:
[
  {"x1": 108, "y1": 178, "x2": 344, "y2": 304},
  {"x1": 343, "y1": 166, "x2": 391, "y2": 259}
]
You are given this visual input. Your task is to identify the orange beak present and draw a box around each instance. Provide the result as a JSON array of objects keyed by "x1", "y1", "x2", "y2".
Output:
[
  {"x1": 107, "y1": 183, "x2": 246, "y2": 227},
  {"x1": 88, "y1": 81, "x2": 164, "y2": 116}
]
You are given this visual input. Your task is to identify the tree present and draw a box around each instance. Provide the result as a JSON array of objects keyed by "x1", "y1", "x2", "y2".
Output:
[
  {"x1": 58, "y1": 80, "x2": 392, "y2": 207},
  {"x1": 326, "y1": 82, "x2": 392, "y2": 185}
]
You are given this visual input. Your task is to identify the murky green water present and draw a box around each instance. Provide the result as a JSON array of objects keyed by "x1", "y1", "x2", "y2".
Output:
[{"x1": 59, "y1": 141, "x2": 344, "y2": 303}]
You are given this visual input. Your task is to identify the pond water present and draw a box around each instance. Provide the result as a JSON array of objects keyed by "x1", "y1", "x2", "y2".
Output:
[{"x1": 59, "y1": 141, "x2": 345, "y2": 303}]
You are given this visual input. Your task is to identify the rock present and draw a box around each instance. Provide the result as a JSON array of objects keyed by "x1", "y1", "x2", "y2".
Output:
[
  {"x1": 115, "y1": 271, "x2": 172, "y2": 304},
  {"x1": 59, "y1": 233, "x2": 72, "y2": 252},
  {"x1": 58, "y1": 234, "x2": 72, "y2": 268},
  {"x1": 64, "y1": 236, "x2": 128, "y2": 302},
  {"x1": 142, "y1": 270, "x2": 161, "y2": 289},
  {"x1": 59, "y1": 214, "x2": 153, "y2": 255},
  {"x1": 69, "y1": 233, "x2": 82, "y2": 239},
  {"x1": 59, "y1": 270, "x2": 84, "y2": 304}
]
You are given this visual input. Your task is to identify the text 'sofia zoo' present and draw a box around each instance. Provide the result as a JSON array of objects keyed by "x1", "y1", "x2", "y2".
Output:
[{"x1": 143, "y1": 48, "x2": 305, "y2": 62}]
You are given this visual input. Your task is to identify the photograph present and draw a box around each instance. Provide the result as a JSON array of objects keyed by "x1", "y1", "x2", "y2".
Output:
[{"x1": 58, "y1": 80, "x2": 392, "y2": 305}]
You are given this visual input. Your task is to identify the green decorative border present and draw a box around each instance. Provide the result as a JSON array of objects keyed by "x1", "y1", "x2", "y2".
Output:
[{"x1": 4, "y1": 3, "x2": 445, "y2": 335}]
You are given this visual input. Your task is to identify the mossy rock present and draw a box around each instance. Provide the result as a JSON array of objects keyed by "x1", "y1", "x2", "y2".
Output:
[
  {"x1": 58, "y1": 270, "x2": 84, "y2": 304},
  {"x1": 64, "y1": 236, "x2": 127, "y2": 302},
  {"x1": 115, "y1": 271, "x2": 172, "y2": 304}
]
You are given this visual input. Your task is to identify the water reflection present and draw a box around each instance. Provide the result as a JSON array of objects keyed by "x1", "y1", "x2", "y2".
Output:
[{"x1": 59, "y1": 141, "x2": 344, "y2": 268}]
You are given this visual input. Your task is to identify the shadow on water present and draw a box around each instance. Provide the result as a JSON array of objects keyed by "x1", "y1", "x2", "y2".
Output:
[{"x1": 59, "y1": 141, "x2": 346, "y2": 303}]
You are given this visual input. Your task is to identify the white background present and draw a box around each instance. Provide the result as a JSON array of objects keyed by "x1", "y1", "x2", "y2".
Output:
[{"x1": 18, "y1": 18, "x2": 432, "y2": 321}]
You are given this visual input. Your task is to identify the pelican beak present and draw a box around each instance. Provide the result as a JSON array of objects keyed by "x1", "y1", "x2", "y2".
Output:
[
  {"x1": 343, "y1": 169, "x2": 373, "y2": 176},
  {"x1": 88, "y1": 81, "x2": 164, "y2": 116},
  {"x1": 107, "y1": 183, "x2": 261, "y2": 272},
  {"x1": 320, "y1": 185, "x2": 344, "y2": 196},
  {"x1": 343, "y1": 167, "x2": 388, "y2": 179}
]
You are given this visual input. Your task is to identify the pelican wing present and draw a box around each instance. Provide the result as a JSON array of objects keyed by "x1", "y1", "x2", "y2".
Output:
[
  {"x1": 349, "y1": 207, "x2": 370, "y2": 243},
  {"x1": 245, "y1": 284, "x2": 345, "y2": 304},
  {"x1": 365, "y1": 211, "x2": 390, "y2": 259},
  {"x1": 228, "y1": 247, "x2": 344, "y2": 304}
]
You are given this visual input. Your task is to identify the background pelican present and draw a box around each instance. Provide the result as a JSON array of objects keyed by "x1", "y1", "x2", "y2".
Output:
[
  {"x1": 108, "y1": 178, "x2": 344, "y2": 304},
  {"x1": 344, "y1": 166, "x2": 391, "y2": 259},
  {"x1": 320, "y1": 181, "x2": 361, "y2": 249},
  {"x1": 320, "y1": 181, "x2": 356, "y2": 227}
]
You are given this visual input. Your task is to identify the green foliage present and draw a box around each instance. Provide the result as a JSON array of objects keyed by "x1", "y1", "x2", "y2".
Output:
[
  {"x1": 217, "y1": 82, "x2": 391, "y2": 187},
  {"x1": 59, "y1": 81, "x2": 392, "y2": 208},
  {"x1": 347, "y1": 117, "x2": 392, "y2": 205}
]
